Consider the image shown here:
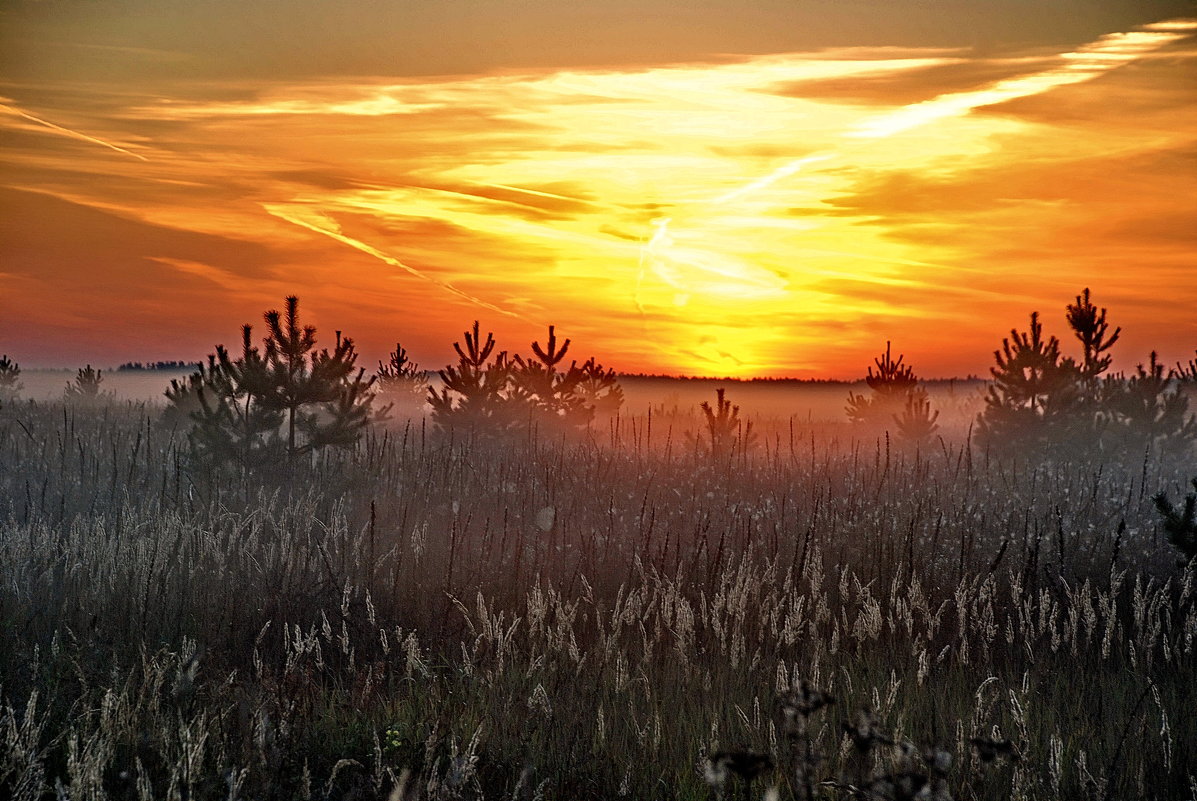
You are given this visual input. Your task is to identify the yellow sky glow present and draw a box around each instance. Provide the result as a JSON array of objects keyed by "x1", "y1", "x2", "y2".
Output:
[{"x1": 1, "y1": 17, "x2": 1195, "y2": 377}]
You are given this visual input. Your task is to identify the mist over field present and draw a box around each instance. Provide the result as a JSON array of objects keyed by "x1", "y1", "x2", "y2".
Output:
[
  {"x1": 3, "y1": 1, "x2": 1196, "y2": 798},
  {"x1": 14, "y1": 368, "x2": 988, "y2": 428},
  {"x1": 2, "y1": 302, "x2": 1196, "y2": 800}
]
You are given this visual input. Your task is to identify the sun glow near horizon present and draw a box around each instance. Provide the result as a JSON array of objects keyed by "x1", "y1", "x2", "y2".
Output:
[{"x1": 2, "y1": 17, "x2": 1195, "y2": 377}]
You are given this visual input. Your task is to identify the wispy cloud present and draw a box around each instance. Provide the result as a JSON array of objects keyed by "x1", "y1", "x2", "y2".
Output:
[
  {"x1": 2, "y1": 19, "x2": 1194, "y2": 375},
  {"x1": 263, "y1": 203, "x2": 527, "y2": 320},
  {"x1": 1, "y1": 100, "x2": 149, "y2": 160}
]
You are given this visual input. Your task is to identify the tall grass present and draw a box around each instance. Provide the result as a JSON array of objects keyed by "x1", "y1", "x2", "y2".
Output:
[{"x1": 0, "y1": 397, "x2": 1193, "y2": 799}]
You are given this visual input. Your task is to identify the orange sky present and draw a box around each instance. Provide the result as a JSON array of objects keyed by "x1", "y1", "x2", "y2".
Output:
[{"x1": 1, "y1": 1, "x2": 1195, "y2": 378}]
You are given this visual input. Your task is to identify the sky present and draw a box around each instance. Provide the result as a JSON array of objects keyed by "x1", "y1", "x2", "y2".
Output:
[{"x1": 1, "y1": 0, "x2": 1195, "y2": 378}]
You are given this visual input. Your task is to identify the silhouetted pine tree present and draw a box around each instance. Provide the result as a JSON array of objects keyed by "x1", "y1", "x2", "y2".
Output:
[
  {"x1": 429, "y1": 322, "x2": 622, "y2": 433},
  {"x1": 165, "y1": 297, "x2": 376, "y2": 469},
  {"x1": 375, "y1": 342, "x2": 428, "y2": 417},
  {"x1": 429, "y1": 321, "x2": 518, "y2": 431},
  {"x1": 1153, "y1": 478, "x2": 1197, "y2": 565},
  {"x1": 698, "y1": 387, "x2": 755, "y2": 461},
  {"x1": 509, "y1": 325, "x2": 586, "y2": 425},
  {"x1": 573, "y1": 356, "x2": 624, "y2": 420},
  {"x1": 0, "y1": 354, "x2": 21, "y2": 403},
  {"x1": 64, "y1": 365, "x2": 111, "y2": 406},
  {"x1": 259, "y1": 298, "x2": 376, "y2": 461},
  {"x1": 893, "y1": 389, "x2": 940, "y2": 442},
  {"x1": 1065, "y1": 287, "x2": 1121, "y2": 390},
  {"x1": 162, "y1": 358, "x2": 215, "y2": 428},
  {"x1": 976, "y1": 312, "x2": 1084, "y2": 452},
  {"x1": 1175, "y1": 350, "x2": 1197, "y2": 382},
  {"x1": 846, "y1": 342, "x2": 917, "y2": 425},
  {"x1": 1102, "y1": 352, "x2": 1197, "y2": 457},
  {"x1": 845, "y1": 342, "x2": 938, "y2": 442},
  {"x1": 178, "y1": 326, "x2": 284, "y2": 469}
]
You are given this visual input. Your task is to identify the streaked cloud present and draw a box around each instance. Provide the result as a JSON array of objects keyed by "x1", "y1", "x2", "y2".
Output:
[{"x1": 1, "y1": 16, "x2": 1194, "y2": 377}]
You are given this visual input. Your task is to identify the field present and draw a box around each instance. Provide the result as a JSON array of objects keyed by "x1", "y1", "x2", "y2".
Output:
[{"x1": 0, "y1": 380, "x2": 1193, "y2": 800}]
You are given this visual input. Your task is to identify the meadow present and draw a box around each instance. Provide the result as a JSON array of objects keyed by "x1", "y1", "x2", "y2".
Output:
[{"x1": 0, "y1": 375, "x2": 1193, "y2": 800}]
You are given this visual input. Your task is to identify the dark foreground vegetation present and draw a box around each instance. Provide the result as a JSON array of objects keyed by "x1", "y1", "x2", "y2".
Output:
[{"x1": 0, "y1": 291, "x2": 1195, "y2": 800}]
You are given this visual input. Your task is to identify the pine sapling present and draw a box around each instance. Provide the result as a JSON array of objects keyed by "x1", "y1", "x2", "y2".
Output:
[
  {"x1": 699, "y1": 388, "x2": 754, "y2": 461},
  {"x1": 1153, "y1": 478, "x2": 1197, "y2": 564},
  {"x1": 0, "y1": 354, "x2": 22, "y2": 403},
  {"x1": 1066, "y1": 287, "x2": 1121, "y2": 388},
  {"x1": 375, "y1": 342, "x2": 427, "y2": 416},
  {"x1": 64, "y1": 365, "x2": 110, "y2": 405},
  {"x1": 846, "y1": 341, "x2": 919, "y2": 425}
]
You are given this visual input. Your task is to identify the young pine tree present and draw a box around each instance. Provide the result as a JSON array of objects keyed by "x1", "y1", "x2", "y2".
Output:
[
  {"x1": 1153, "y1": 478, "x2": 1197, "y2": 565},
  {"x1": 375, "y1": 342, "x2": 428, "y2": 417},
  {"x1": 165, "y1": 297, "x2": 376, "y2": 469},
  {"x1": 1174, "y1": 350, "x2": 1197, "y2": 383},
  {"x1": 429, "y1": 322, "x2": 622, "y2": 433},
  {"x1": 976, "y1": 312, "x2": 1084, "y2": 452},
  {"x1": 572, "y1": 356, "x2": 624, "y2": 420},
  {"x1": 0, "y1": 354, "x2": 22, "y2": 403},
  {"x1": 845, "y1": 342, "x2": 938, "y2": 442},
  {"x1": 1102, "y1": 352, "x2": 1197, "y2": 457},
  {"x1": 893, "y1": 389, "x2": 940, "y2": 443},
  {"x1": 259, "y1": 297, "x2": 377, "y2": 461},
  {"x1": 845, "y1": 342, "x2": 919, "y2": 425},
  {"x1": 64, "y1": 365, "x2": 111, "y2": 406},
  {"x1": 428, "y1": 321, "x2": 518, "y2": 432},
  {"x1": 698, "y1": 388, "x2": 755, "y2": 462},
  {"x1": 1065, "y1": 287, "x2": 1121, "y2": 390},
  {"x1": 175, "y1": 326, "x2": 284, "y2": 469},
  {"x1": 511, "y1": 326, "x2": 622, "y2": 430}
]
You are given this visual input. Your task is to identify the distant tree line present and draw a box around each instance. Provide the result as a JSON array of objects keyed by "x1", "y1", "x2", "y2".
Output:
[{"x1": 118, "y1": 360, "x2": 195, "y2": 371}]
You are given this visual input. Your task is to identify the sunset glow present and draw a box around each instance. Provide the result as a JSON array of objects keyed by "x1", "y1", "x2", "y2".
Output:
[{"x1": 2, "y1": 3, "x2": 1195, "y2": 377}]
